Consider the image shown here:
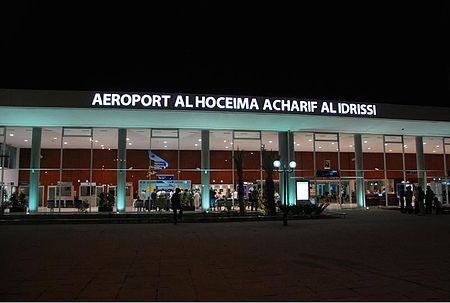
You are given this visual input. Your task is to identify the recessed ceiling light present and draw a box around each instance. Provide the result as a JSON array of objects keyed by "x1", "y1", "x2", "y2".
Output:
[
  {"x1": 194, "y1": 143, "x2": 198, "y2": 147},
  {"x1": 423, "y1": 142, "x2": 427, "y2": 145},
  {"x1": 268, "y1": 141, "x2": 273, "y2": 143},
  {"x1": 224, "y1": 140, "x2": 227, "y2": 143},
  {"x1": 436, "y1": 145, "x2": 440, "y2": 148},
  {"x1": 364, "y1": 141, "x2": 367, "y2": 143},
  {"x1": 163, "y1": 141, "x2": 167, "y2": 144},
  {"x1": 318, "y1": 146, "x2": 322, "y2": 149},
  {"x1": 308, "y1": 139, "x2": 312, "y2": 142},
  {"x1": 225, "y1": 146, "x2": 229, "y2": 149},
  {"x1": 95, "y1": 140, "x2": 98, "y2": 143},
  {"x1": 126, "y1": 138, "x2": 130, "y2": 141},
  {"x1": 331, "y1": 142, "x2": 335, "y2": 145},
  {"x1": 24, "y1": 139, "x2": 28, "y2": 142},
  {"x1": 9, "y1": 134, "x2": 14, "y2": 137},
  {"x1": 164, "y1": 145, "x2": 168, "y2": 148},
  {"x1": 128, "y1": 142, "x2": 132, "y2": 145},
  {"x1": 100, "y1": 144, "x2": 104, "y2": 147},
  {"x1": 53, "y1": 137, "x2": 57, "y2": 140},
  {"x1": 433, "y1": 150, "x2": 436, "y2": 153},
  {"x1": 349, "y1": 145, "x2": 352, "y2": 148},
  {"x1": 64, "y1": 142, "x2": 68, "y2": 145},
  {"x1": 389, "y1": 149, "x2": 392, "y2": 152},
  {"x1": 198, "y1": 139, "x2": 201, "y2": 142},
  {"x1": 296, "y1": 143, "x2": 300, "y2": 146}
]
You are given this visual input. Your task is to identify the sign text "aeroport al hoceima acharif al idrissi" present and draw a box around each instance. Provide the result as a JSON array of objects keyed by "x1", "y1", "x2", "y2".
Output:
[{"x1": 91, "y1": 93, "x2": 377, "y2": 116}]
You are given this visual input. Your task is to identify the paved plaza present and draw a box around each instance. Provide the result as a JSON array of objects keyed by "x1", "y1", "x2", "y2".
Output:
[{"x1": 0, "y1": 208, "x2": 449, "y2": 301}]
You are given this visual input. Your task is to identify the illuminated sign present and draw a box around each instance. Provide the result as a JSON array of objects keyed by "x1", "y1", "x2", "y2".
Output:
[
  {"x1": 296, "y1": 181, "x2": 310, "y2": 202},
  {"x1": 91, "y1": 93, "x2": 377, "y2": 117}
]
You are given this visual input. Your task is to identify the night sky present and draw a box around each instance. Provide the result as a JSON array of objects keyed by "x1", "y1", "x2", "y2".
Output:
[{"x1": 1, "y1": 2, "x2": 449, "y2": 107}]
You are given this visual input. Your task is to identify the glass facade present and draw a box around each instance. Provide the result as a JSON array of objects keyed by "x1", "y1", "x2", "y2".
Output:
[{"x1": 1, "y1": 125, "x2": 449, "y2": 214}]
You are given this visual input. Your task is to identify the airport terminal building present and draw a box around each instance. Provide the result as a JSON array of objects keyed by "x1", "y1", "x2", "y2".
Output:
[{"x1": 0, "y1": 89, "x2": 449, "y2": 213}]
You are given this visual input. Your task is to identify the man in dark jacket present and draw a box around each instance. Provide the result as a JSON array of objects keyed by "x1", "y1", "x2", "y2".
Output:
[
  {"x1": 405, "y1": 186, "x2": 413, "y2": 214},
  {"x1": 425, "y1": 186, "x2": 435, "y2": 214},
  {"x1": 171, "y1": 188, "x2": 182, "y2": 224},
  {"x1": 415, "y1": 186, "x2": 425, "y2": 215}
]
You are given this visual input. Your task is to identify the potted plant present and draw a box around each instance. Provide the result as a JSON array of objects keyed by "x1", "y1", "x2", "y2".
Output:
[
  {"x1": 181, "y1": 189, "x2": 195, "y2": 211},
  {"x1": 7, "y1": 191, "x2": 28, "y2": 213},
  {"x1": 98, "y1": 192, "x2": 115, "y2": 212}
]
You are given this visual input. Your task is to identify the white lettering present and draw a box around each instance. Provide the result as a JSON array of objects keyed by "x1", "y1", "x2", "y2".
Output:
[
  {"x1": 321, "y1": 102, "x2": 330, "y2": 113},
  {"x1": 92, "y1": 93, "x2": 103, "y2": 105},
  {"x1": 103, "y1": 93, "x2": 111, "y2": 106},
  {"x1": 263, "y1": 98, "x2": 273, "y2": 111},
  {"x1": 174, "y1": 95, "x2": 185, "y2": 107}
]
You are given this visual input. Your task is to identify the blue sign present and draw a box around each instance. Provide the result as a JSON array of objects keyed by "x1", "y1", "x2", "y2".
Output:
[
  {"x1": 156, "y1": 175, "x2": 174, "y2": 180},
  {"x1": 148, "y1": 151, "x2": 169, "y2": 171}
]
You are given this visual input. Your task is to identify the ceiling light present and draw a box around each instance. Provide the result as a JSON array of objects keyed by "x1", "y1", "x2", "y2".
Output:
[
  {"x1": 349, "y1": 145, "x2": 352, "y2": 148},
  {"x1": 53, "y1": 137, "x2": 57, "y2": 140},
  {"x1": 331, "y1": 142, "x2": 335, "y2": 145},
  {"x1": 268, "y1": 140, "x2": 273, "y2": 143},
  {"x1": 24, "y1": 139, "x2": 28, "y2": 142},
  {"x1": 128, "y1": 142, "x2": 132, "y2": 145},
  {"x1": 423, "y1": 142, "x2": 427, "y2": 145},
  {"x1": 225, "y1": 146, "x2": 229, "y2": 149},
  {"x1": 194, "y1": 143, "x2": 198, "y2": 147},
  {"x1": 363, "y1": 141, "x2": 367, "y2": 143},
  {"x1": 308, "y1": 139, "x2": 312, "y2": 142},
  {"x1": 198, "y1": 139, "x2": 201, "y2": 142},
  {"x1": 389, "y1": 149, "x2": 392, "y2": 152},
  {"x1": 164, "y1": 145, "x2": 168, "y2": 148},
  {"x1": 95, "y1": 140, "x2": 98, "y2": 143},
  {"x1": 100, "y1": 144, "x2": 104, "y2": 147},
  {"x1": 64, "y1": 142, "x2": 68, "y2": 145},
  {"x1": 368, "y1": 147, "x2": 371, "y2": 150},
  {"x1": 163, "y1": 141, "x2": 167, "y2": 144},
  {"x1": 318, "y1": 146, "x2": 322, "y2": 149},
  {"x1": 9, "y1": 134, "x2": 14, "y2": 137},
  {"x1": 126, "y1": 137, "x2": 130, "y2": 141},
  {"x1": 436, "y1": 145, "x2": 440, "y2": 148},
  {"x1": 224, "y1": 140, "x2": 227, "y2": 143},
  {"x1": 296, "y1": 143, "x2": 300, "y2": 146}
]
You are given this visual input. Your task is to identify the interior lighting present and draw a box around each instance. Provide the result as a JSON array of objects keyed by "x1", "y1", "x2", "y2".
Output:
[
  {"x1": 296, "y1": 143, "x2": 300, "y2": 146},
  {"x1": 53, "y1": 137, "x2": 57, "y2": 140},
  {"x1": 268, "y1": 140, "x2": 273, "y2": 143},
  {"x1": 194, "y1": 143, "x2": 198, "y2": 147},
  {"x1": 389, "y1": 149, "x2": 392, "y2": 152},
  {"x1": 163, "y1": 141, "x2": 167, "y2": 144},
  {"x1": 225, "y1": 146, "x2": 229, "y2": 149},
  {"x1": 433, "y1": 150, "x2": 436, "y2": 153},
  {"x1": 24, "y1": 139, "x2": 28, "y2": 142},
  {"x1": 198, "y1": 139, "x2": 201, "y2": 142},
  {"x1": 436, "y1": 145, "x2": 440, "y2": 148},
  {"x1": 318, "y1": 146, "x2": 322, "y2": 149},
  {"x1": 128, "y1": 142, "x2": 132, "y2": 146},
  {"x1": 95, "y1": 140, "x2": 98, "y2": 143},
  {"x1": 368, "y1": 147, "x2": 371, "y2": 150},
  {"x1": 64, "y1": 142, "x2": 68, "y2": 145},
  {"x1": 126, "y1": 138, "x2": 130, "y2": 141},
  {"x1": 9, "y1": 134, "x2": 14, "y2": 137},
  {"x1": 349, "y1": 145, "x2": 352, "y2": 147},
  {"x1": 289, "y1": 161, "x2": 297, "y2": 169},
  {"x1": 308, "y1": 139, "x2": 312, "y2": 142},
  {"x1": 364, "y1": 141, "x2": 367, "y2": 143},
  {"x1": 273, "y1": 160, "x2": 281, "y2": 168},
  {"x1": 164, "y1": 145, "x2": 168, "y2": 148},
  {"x1": 423, "y1": 142, "x2": 427, "y2": 145}
]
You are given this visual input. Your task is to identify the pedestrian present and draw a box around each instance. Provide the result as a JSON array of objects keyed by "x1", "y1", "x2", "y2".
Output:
[
  {"x1": 425, "y1": 186, "x2": 435, "y2": 214},
  {"x1": 150, "y1": 189, "x2": 157, "y2": 211},
  {"x1": 209, "y1": 188, "x2": 216, "y2": 211},
  {"x1": 415, "y1": 186, "x2": 425, "y2": 215},
  {"x1": 405, "y1": 186, "x2": 413, "y2": 214},
  {"x1": 251, "y1": 186, "x2": 259, "y2": 212},
  {"x1": 398, "y1": 185, "x2": 405, "y2": 213},
  {"x1": 170, "y1": 188, "x2": 182, "y2": 224},
  {"x1": 193, "y1": 190, "x2": 200, "y2": 210}
]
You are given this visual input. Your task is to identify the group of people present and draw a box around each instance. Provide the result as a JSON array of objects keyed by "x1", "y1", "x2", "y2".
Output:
[
  {"x1": 208, "y1": 186, "x2": 260, "y2": 211},
  {"x1": 398, "y1": 185, "x2": 443, "y2": 215}
]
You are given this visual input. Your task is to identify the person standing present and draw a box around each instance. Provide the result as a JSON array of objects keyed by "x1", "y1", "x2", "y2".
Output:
[
  {"x1": 251, "y1": 186, "x2": 259, "y2": 212},
  {"x1": 398, "y1": 185, "x2": 406, "y2": 213},
  {"x1": 170, "y1": 188, "x2": 182, "y2": 224},
  {"x1": 193, "y1": 190, "x2": 200, "y2": 210},
  {"x1": 209, "y1": 188, "x2": 216, "y2": 211},
  {"x1": 425, "y1": 186, "x2": 435, "y2": 214},
  {"x1": 405, "y1": 186, "x2": 413, "y2": 214},
  {"x1": 415, "y1": 186, "x2": 425, "y2": 215}
]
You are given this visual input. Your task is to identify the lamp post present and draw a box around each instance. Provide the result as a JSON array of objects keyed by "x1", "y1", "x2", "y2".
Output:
[{"x1": 273, "y1": 159, "x2": 296, "y2": 226}]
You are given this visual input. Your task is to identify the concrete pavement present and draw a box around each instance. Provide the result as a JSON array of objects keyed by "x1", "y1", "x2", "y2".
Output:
[{"x1": 0, "y1": 208, "x2": 449, "y2": 301}]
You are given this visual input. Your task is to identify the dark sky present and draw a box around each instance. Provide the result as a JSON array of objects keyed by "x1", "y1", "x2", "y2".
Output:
[{"x1": 1, "y1": 2, "x2": 449, "y2": 107}]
